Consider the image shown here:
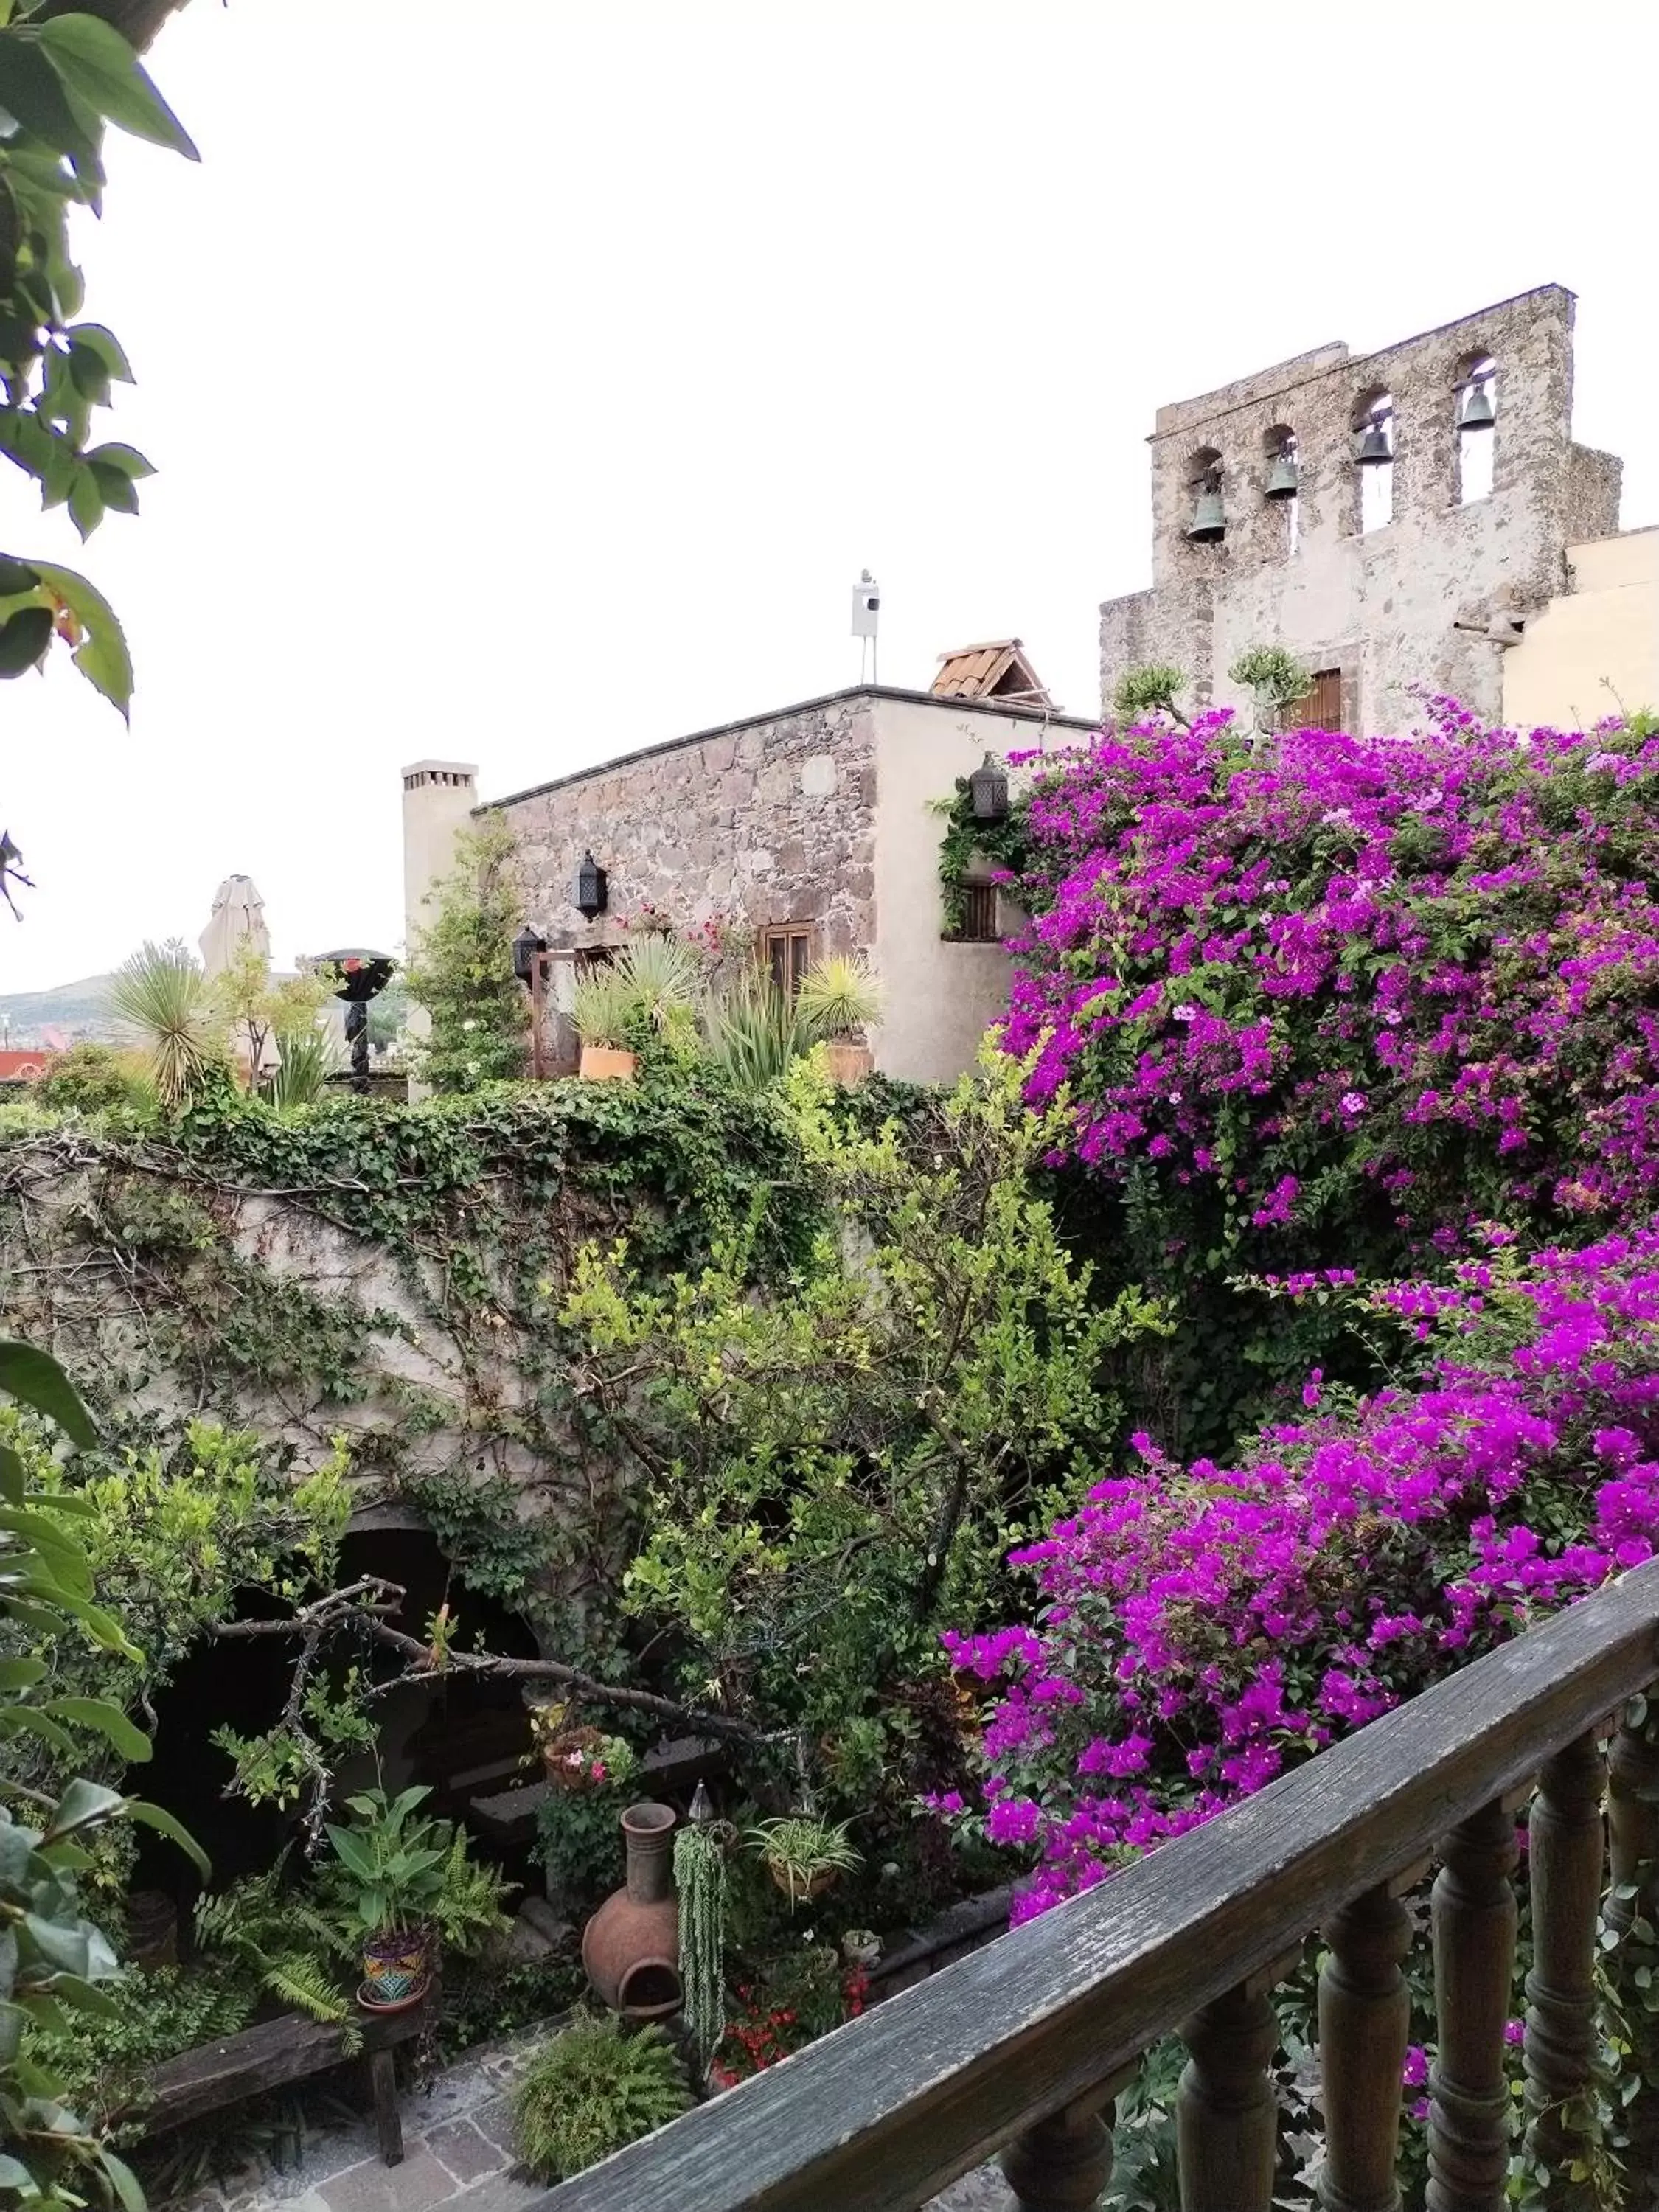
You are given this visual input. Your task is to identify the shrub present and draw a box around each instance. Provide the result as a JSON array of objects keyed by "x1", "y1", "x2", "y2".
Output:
[
  {"x1": 947, "y1": 1225, "x2": 1659, "y2": 1921},
  {"x1": 35, "y1": 1041, "x2": 153, "y2": 1116},
  {"x1": 512, "y1": 2014, "x2": 691, "y2": 2181},
  {"x1": 110, "y1": 938, "x2": 221, "y2": 1107},
  {"x1": 403, "y1": 815, "x2": 528, "y2": 1092}
]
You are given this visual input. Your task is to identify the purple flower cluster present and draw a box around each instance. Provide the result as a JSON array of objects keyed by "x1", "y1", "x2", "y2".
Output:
[
  {"x1": 999, "y1": 703, "x2": 1659, "y2": 1243},
  {"x1": 947, "y1": 1228, "x2": 1659, "y2": 1921}
]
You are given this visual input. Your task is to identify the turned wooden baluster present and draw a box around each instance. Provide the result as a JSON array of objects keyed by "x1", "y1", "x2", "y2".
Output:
[
  {"x1": 1177, "y1": 1975, "x2": 1279, "y2": 2212},
  {"x1": 1607, "y1": 1705, "x2": 1659, "y2": 2208},
  {"x1": 1426, "y1": 1797, "x2": 1519, "y2": 2212},
  {"x1": 998, "y1": 2090, "x2": 1116, "y2": 2212},
  {"x1": 1318, "y1": 1882, "x2": 1413, "y2": 2212},
  {"x1": 1523, "y1": 1730, "x2": 1606, "y2": 2209}
]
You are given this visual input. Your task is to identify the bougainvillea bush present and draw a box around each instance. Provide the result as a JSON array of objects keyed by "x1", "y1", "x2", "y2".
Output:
[
  {"x1": 996, "y1": 701, "x2": 1659, "y2": 1445},
  {"x1": 944, "y1": 1227, "x2": 1659, "y2": 1921}
]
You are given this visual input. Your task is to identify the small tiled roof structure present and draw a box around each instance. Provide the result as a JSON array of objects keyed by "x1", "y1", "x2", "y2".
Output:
[{"x1": 931, "y1": 639, "x2": 1055, "y2": 711}]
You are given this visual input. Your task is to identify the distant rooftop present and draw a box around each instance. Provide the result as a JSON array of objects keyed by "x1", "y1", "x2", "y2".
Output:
[{"x1": 931, "y1": 639, "x2": 1055, "y2": 711}]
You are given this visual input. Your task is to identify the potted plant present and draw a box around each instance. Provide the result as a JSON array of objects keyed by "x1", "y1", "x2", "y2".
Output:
[
  {"x1": 512, "y1": 2011, "x2": 691, "y2": 2181},
  {"x1": 797, "y1": 953, "x2": 881, "y2": 1087},
  {"x1": 572, "y1": 968, "x2": 641, "y2": 1081},
  {"x1": 746, "y1": 1814, "x2": 861, "y2": 1907},
  {"x1": 323, "y1": 1784, "x2": 449, "y2": 2010}
]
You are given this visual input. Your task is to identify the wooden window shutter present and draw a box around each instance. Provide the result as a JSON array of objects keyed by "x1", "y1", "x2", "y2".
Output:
[{"x1": 1281, "y1": 667, "x2": 1343, "y2": 733}]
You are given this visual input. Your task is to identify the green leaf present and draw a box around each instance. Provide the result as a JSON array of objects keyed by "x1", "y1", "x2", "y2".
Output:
[
  {"x1": 84, "y1": 441, "x2": 153, "y2": 480},
  {"x1": 60, "y1": 321, "x2": 131, "y2": 383},
  {"x1": 28, "y1": 559, "x2": 131, "y2": 719},
  {"x1": 324, "y1": 1825, "x2": 377, "y2": 1882},
  {"x1": 0, "y1": 1341, "x2": 97, "y2": 1446},
  {"x1": 35, "y1": 14, "x2": 199, "y2": 159},
  {"x1": 0, "y1": 1504, "x2": 87, "y2": 1559},
  {"x1": 0, "y1": 555, "x2": 40, "y2": 597},
  {"x1": 101, "y1": 2150, "x2": 145, "y2": 2212},
  {"x1": 0, "y1": 1707, "x2": 74, "y2": 1756},
  {"x1": 124, "y1": 1797, "x2": 209, "y2": 1878},
  {"x1": 0, "y1": 1443, "x2": 20, "y2": 1503},
  {"x1": 43, "y1": 1697, "x2": 150, "y2": 1762},
  {"x1": 20, "y1": 1913, "x2": 88, "y2": 1979},
  {"x1": 66, "y1": 338, "x2": 111, "y2": 406},
  {"x1": 40, "y1": 1776, "x2": 125, "y2": 1843},
  {"x1": 0, "y1": 36, "x2": 96, "y2": 159},
  {"x1": 43, "y1": 1971, "x2": 119, "y2": 2020},
  {"x1": 0, "y1": 1657, "x2": 47, "y2": 1691},
  {"x1": 66, "y1": 463, "x2": 102, "y2": 540},
  {"x1": 89, "y1": 459, "x2": 138, "y2": 513},
  {"x1": 0, "y1": 602, "x2": 50, "y2": 677}
]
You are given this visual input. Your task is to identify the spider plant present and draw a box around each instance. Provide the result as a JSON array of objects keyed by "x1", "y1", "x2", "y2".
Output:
[{"x1": 110, "y1": 939, "x2": 220, "y2": 1108}]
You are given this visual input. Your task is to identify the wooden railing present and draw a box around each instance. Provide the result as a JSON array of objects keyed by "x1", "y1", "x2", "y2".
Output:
[{"x1": 541, "y1": 1559, "x2": 1659, "y2": 2212}]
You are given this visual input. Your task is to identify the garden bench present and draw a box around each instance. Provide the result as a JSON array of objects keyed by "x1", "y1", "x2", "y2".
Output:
[{"x1": 145, "y1": 1990, "x2": 433, "y2": 2166}]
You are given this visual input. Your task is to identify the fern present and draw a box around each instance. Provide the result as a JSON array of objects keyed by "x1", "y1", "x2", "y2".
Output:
[{"x1": 513, "y1": 2014, "x2": 692, "y2": 2181}]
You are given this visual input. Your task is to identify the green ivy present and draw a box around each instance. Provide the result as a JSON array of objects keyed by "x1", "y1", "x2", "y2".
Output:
[{"x1": 932, "y1": 778, "x2": 1031, "y2": 938}]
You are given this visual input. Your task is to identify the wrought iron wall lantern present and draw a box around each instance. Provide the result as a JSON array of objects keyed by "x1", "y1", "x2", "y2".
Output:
[
  {"x1": 969, "y1": 754, "x2": 1009, "y2": 822},
  {"x1": 513, "y1": 926, "x2": 548, "y2": 987},
  {"x1": 573, "y1": 851, "x2": 608, "y2": 920}
]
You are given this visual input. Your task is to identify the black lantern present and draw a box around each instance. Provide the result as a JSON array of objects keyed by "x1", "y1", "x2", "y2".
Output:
[
  {"x1": 512, "y1": 926, "x2": 547, "y2": 986},
  {"x1": 573, "y1": 850, "x2": 608, "y2": 920},
  {"x1": 968, "y1": 754, "x2": 1009, "y2": 823}
]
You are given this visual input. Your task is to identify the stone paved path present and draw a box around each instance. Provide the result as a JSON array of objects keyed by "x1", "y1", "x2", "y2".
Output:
[{"x1": 187, "y1": 2025, "x2": 1005, "y2": 2212}]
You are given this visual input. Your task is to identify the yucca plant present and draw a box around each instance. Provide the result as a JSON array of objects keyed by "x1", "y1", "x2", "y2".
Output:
[
  {"x1": 616, "y1": 934, "x2": 701, "y2": 1047},
  {"x1": 513, "y1": 2014, "x2": 691, "y2": 2181},
  {"x1": 797, "y1": 953, "x2": 881, "y2": 1042},
  {"x1": 109, "y1": 939, "x2": 220, "y2": 1108},
  {"x1": 571, "y1": 967, "x2": 643, "y2": 1051},
  {"x1": 266, "y1": 1020, "x2": 341, "y2": 1110},
  {"x1": 702, "y1": 967, "x2": 813, "y2": 1092}
]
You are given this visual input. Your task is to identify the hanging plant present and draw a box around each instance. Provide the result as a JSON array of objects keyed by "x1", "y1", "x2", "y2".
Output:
[
  {"x1": 673, "y1": 1817, "x2": 732, "y2": 2073},
  {"x1": 931, "y1": 779, "x2": 1030, "y2": 939}
]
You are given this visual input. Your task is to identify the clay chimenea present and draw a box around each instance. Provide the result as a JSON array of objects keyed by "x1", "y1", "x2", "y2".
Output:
[{"x1": 581, "y1": 1801, "x2": 681, "y2": 2020}]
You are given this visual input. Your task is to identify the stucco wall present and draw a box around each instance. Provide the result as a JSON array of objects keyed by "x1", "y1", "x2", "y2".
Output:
[
  {"x1": 1503, "y1": 528, "x2": 1659, "y2": 731},
  {"x1": 870, "y1": 696, "x2": 1079, "y2": 1084},
  {"x1": 1100, "y1": 287, "x2": 1624, "y2": 735},
  {"x1": 401, "y1": 760, "x2": 479, "y2": 952}
]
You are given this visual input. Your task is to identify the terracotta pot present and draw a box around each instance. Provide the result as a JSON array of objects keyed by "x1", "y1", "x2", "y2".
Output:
[
  {"x1": 823, "y1": 1040, "x2": 873, "y2": 1089},
  {"x1": 766, "y1": 1858, "x2": 840, "y2": 1905},
  {"x1": 582, "y1": 1801, "x2": 681, "y2": 2020},
  {"x1": 580, "y1": 1045, "x2": 637, "y2": 1082},
  {"x1": 541, "y1": 1723, "x2": 607, "y2": 1787},
  {"x1": 361, "y1": 1927, "x2": 431, "y2": 2010}
]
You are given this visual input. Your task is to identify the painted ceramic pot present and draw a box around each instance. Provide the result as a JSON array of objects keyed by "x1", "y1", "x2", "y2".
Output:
[
  {"x1": 360, "y1": 1928, "x2": 431, "y2": 2011},
  {"x1": 582, "y1": 1801, "x2": 681, "y2": 2020}
]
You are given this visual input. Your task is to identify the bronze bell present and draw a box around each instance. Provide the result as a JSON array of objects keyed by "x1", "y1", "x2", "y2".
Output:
[
  {"x1": 1186, "y1": 490, "x2": 1226, "y2": 543},
  {"x1": 1355, "y1": 420, "x2": 1393, "y2": 467},
  {"x1": 1460, "y1": 383, "x2": 1495, "y2": 431},
  {"x1": 1264, "y1": 452, "x2": 1299, "y2": 501}
]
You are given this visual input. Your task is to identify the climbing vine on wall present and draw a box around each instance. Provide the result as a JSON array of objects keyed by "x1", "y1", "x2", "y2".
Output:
[{"x1": 932, "y1": 778, "x2": 1032, "y2": 938}]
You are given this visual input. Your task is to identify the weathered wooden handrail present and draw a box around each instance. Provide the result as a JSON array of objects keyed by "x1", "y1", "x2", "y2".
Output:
[{"x1": 543, "y1": 1559, "x2": 1659, "y2": 2211}]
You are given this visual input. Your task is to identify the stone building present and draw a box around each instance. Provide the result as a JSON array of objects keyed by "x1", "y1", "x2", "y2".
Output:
[
  {"x1": 1099, "y1": 285, "x2": 1640, "y2": 734},
  {"x1": 402, "y1": 648, "x2": 1093, "y2": 1085}
]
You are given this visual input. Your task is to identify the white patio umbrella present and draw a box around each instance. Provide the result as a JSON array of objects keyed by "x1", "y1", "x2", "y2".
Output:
[{"x1": 199, "y1": 874, "x2": 280, "y2": 1083}]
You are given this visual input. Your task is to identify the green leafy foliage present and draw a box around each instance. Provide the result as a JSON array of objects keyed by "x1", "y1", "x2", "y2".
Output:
[
  {"x1": 403, "y1": 817, "x2": 529, "y2": 1093},
  {"x1": 0, "y1": 8, "x2": 195, "y2": 723},
  {"x1": 795, "y1": 953, "x2": 880, "y2": 1043},
  {"x1": 1111, "y1": 663, "x2": 1189, "y2": 726},
  {"x1": 321, "y1": 1784, "x2": 451, "y2": 1936},
  {"x1": 108, "y1": 939, "x2": 220, "y2": 1109},
  {"x1": 512, "y1": 2014, "x2": 692, "y2": 2183},
  {"x1": 933, "y1": 778, "x2": 1030, "y2": 939},
  {"x1": 1228, "y1": 643, "x2": 1310, "y2": 736},
  {"x1": 567, "y1": 1053, "x2": 1166, "y2": 1796},
  {"x1": 673, "y1": 1820, "x2": 728, "y2": 2072}
]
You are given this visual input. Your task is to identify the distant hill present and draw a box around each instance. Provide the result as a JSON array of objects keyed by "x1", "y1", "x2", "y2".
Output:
[{"x1": 0, "y1": 973, "x2": 116, "y2": 1048}]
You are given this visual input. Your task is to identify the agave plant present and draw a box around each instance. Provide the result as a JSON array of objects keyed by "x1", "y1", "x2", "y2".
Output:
[
  {"x1": 797, "y1": 953, "x2": 881, "y2": 1042},
  {"x1": 109, "y1": 939, "x2": 220, "y2": 1108},
  {"x1": 702, "y1": 967, "x2": 813, "y2": 1092},
  {"x1": 266, "y1": 1020, "x2": 341, "y2": 1110}
]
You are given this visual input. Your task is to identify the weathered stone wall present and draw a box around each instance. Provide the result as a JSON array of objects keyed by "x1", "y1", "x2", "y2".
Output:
[
  {"x1": 501, "y1": 692, "x2": 879, "y2": 960},
  {"x1": 1100, "y1": 286, "x2": 1626, "y2": 734}
]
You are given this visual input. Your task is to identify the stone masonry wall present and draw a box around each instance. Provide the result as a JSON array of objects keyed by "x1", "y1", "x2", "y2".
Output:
[
  {"x1": 501, "y1": 692, "x2": 879, "y2": 960},
  {"x1": 1099, "y1": 286, "x2": 1624, "y2": 734}
]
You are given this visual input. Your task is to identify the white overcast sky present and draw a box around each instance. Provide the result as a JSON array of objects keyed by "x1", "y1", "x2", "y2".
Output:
[{"x1": 4, "y1": 0, "x2": 1657, "y2": 991}]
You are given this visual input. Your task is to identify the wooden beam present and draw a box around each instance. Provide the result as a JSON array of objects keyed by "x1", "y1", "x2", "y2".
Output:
[{"x1": 541, "y1": 1561, "x2": 1659, "y2": 2212}]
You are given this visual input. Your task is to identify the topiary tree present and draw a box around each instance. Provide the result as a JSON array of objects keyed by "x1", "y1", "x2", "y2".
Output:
[
  {"x1": 1228, "y1": 643, "x2": 1310, "y2": 739},
  {"x1": 403, "y1": 815, "x2": 529, "y2": 1093},
  {"x1": 1111, "y1": 663, "x2": 1189, "y2": 728}
]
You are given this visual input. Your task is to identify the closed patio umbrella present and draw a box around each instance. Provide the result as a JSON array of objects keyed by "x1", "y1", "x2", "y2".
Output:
[{"x1": 200, "y1": 873, "x2": 280, "y2": 1084}]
